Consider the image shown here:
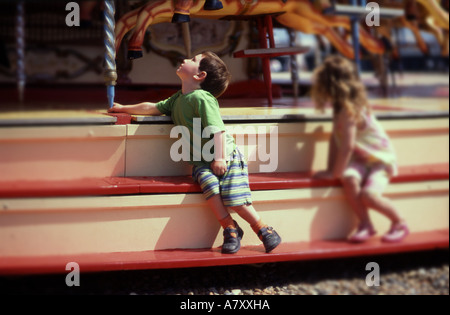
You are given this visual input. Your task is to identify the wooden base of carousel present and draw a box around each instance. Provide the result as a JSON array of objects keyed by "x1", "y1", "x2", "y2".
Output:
[{"x1": 0, "y1": 101, "x2": 448, "y2": 275}]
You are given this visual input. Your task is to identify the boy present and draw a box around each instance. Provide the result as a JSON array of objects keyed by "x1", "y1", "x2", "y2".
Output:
[{"x1": 109, "y1": 51, "x2": 281, "y2": 254}]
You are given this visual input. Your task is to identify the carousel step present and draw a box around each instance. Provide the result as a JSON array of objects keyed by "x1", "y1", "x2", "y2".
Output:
[
  {"x1": 1, "y1": 112, "x2": 447, "y2": 180},
  {"x1": 0, "y1": 163, "x2": 447, "y2": 198},
  {"x1": 0, "y1": 229, "x2": 447, "y2": 275},
  {"x1": 0, "y1": 163, "x2": 447, "y2": 262},
  {"x1": 0, "y1": 110, "x2": 116, "y2": 126}
]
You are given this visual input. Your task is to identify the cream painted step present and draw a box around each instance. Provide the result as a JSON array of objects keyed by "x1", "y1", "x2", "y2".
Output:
[
  {"x1": 0, "y1": 124, "x2": 127, "y2": 181},
  {"x1": 1, "y1": 113, "x2": 448, "y2": 180},
  {"x1": 126, "y1": 115, "x2": 449, "y2": 176},
  {"x1": 0, "y1": 178, "x2": 447, "y2": 257}
]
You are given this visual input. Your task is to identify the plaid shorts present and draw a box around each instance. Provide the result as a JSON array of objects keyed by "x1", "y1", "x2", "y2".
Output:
[{"x1": 192, "y1": 148, "x2": 253, "y2": 207}]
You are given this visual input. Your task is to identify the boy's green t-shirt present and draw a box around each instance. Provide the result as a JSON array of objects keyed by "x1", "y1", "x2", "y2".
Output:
[{"x1": 155, "y1": 89, "x2": 236, "y2": 167}]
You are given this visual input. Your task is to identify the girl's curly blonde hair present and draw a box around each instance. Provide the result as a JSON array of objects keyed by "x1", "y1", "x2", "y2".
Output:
[{"x1": 311, "y1": 55, "x2": 370, "y2": 122}]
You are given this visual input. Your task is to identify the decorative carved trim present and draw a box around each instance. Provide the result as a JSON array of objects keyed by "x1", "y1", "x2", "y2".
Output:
[
  {"x1": 0, "y1": 45, "x2": 102, "y2": 82},
  {"x1": 144, "y1": 19, "x2": 244, "y2": 66}
]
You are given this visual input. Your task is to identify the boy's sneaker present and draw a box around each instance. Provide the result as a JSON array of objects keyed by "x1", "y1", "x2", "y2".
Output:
[
  {"x1": 258, "y1": 227, "x2": 281, "y2": 253},
  {"x1": 221, "y1": 221, "x2": 244, "y2": 254}
]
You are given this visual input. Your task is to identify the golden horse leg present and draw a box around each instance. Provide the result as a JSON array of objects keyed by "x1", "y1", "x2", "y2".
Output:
[
  {"x1": 115, "y1": 7, "x2": 139, "y2": 53},
  {"x1": 288, "y1": 1, "x2": 385, "y2": 56},
  {"x1": 400, "y1": 16, "x2": 429, "y2": 55},
  {"x1": 126, "y1": 0, "x2": 174, "y2": 59},
  {"x1": 276, "y1": 13, "x2": 356, "y2": 59}
]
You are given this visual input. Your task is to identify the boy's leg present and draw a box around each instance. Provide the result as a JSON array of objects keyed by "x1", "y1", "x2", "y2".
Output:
[
  {"x1": 207, "y1": 194, "x2": 244, "y2": 254},
  {"x1": 207, "y1": 194, "x2": 234, "y2": 228},
  {"x1": 229, "y1": 204, "x2": 261, "y2": 231},
  {"x1": 194, "y1": 165, "x2": 234, "y2": 228},
  {"x1": 193, "y1": 165, "x2": 242, "y2": 253},
  {"x1": 230, "y1": 204, "x2": 281, "y2": 253}
]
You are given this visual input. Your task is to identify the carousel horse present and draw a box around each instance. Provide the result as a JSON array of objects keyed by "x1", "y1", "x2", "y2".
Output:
[
  {"x1": 376, "y1": 0, "x2": 449, "y2": 57},
  {"x1": 414, "y1": 0, "x2": 449, "y2": 56},
  {"x1": 114, "y1": 0, "x2": 386, "y2": 60}
]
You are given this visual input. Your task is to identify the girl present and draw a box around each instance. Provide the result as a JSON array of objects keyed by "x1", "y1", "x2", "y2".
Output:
[{"x1": 311, "y1": 55, "x2": 409, "y2": 243}]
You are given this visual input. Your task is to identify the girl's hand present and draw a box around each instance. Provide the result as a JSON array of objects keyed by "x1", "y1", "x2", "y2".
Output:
[
  {"x1": 211, "y1": 160, "x2": 227, "y2": 177},
  {"x1": 108, "y1": 102, "x2": 124, "y2": 113},
  {"x1": 313, "y1": 170, "x2": 334, "y2": 180}
]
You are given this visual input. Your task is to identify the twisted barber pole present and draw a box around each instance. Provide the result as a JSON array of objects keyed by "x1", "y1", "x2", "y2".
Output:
[
  {"x1": 16, "y1": 0, "x2": 25, "y2": 104},
  {"x1": 350, "y1": 0, "x2": 366, "y2": 76},
  {"x1": 104, "y1": 0, "x2": 117, "y2": 108}
]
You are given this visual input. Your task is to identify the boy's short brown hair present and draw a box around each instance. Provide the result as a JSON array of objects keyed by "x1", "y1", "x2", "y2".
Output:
[{"x1": 199, "y1": 51, "x2": 231, "y2": 98}]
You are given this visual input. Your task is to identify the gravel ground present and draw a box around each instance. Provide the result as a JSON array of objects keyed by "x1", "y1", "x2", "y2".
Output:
[{"x1": 1, "y1": 249, "x2": 448, "y2": 295}]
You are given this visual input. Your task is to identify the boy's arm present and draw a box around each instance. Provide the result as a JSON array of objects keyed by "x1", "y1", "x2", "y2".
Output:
[
  {"x1": 108, "y1": 102, "x2": 162, "y2": 115},
  {"x1": 210, "y1": 131, "x2": 227, "y2": 176}
]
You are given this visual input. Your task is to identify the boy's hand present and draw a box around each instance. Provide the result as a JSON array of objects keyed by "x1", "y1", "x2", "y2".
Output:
[
  {"x1": 211, "y1": 160, "x2": 227, "y2": 177},
  {"x1": 108, "y1": 102, "x2": 124, "y2": 113}
]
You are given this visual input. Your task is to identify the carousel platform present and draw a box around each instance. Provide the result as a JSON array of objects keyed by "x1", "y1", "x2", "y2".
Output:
[{"x1": 0, "y1": 95, "x2": 448, "y2": 275}]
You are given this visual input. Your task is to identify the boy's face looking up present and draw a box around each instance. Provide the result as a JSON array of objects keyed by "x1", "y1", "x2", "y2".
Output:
[{"x1": 177, "y1": 54, "x2": 206, "y2": 83}]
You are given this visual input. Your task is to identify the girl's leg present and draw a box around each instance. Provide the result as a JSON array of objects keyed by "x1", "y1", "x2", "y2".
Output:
[
  {"x1": 360, "y1": 190, "x2": 403, "y2": 223},
  {"x1": 341, "y1": 175, "x2": 373, "y2": 231},
  {"x1": 360, "y1": 166, "x2": 403, "y2": 224},
  {"x1": 341, "y1": 160, "x2": 374, "y2": 232},
  {"x1": 341, "y1": 160, "x2": 376, "y2": 242},
  {"x1": 360, "y1": 166, "x2": 409, "y2": 242}
]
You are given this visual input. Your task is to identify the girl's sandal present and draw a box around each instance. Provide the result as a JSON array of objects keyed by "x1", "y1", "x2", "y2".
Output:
[
  {"x1": 348, "y1": 226, "x2": 377, "y2": 243},
  {"x1": 382, "y1": 222, "x2": 410, "y2": 243}
]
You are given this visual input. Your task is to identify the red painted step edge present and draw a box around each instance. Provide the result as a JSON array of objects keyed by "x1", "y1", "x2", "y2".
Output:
[
  {"x1": 0, "y1": 229, "x2": 447, "y2": 275},
  {"x1": 0, "y1": 164, "x2": 448, "y2": 198}
]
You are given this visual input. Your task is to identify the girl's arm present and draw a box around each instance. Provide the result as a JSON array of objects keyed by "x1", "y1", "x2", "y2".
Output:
[
  {"x1": 326, "y1": 122, "x2": 338, "y2": 172},
  {"x1": 108, "y1": 102, "x2": 162, "y2": 115},
  {"x1": 332, "y1": 110, "x2": 357, "y2": 178},
  {"x1": 313, "y1": 115, "x2": 340, "y2": 179}
]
